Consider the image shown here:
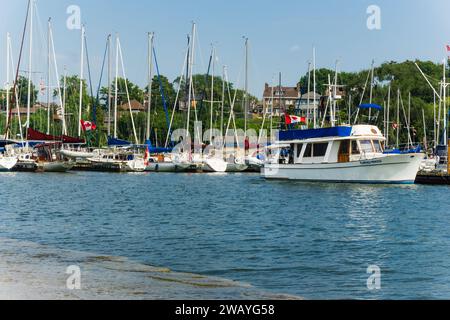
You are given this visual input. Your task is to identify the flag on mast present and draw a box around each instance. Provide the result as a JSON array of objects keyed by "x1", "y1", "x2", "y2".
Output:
[
  {"x1": 285, "y1": 113, "x2": 306, "y2": 125},
  {"x1": 80, "y1": 120, "x2": 97, "y2": 131}
]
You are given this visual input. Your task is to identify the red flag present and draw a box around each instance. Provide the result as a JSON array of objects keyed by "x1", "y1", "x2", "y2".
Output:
[
  {"x1": 285, "y1": 114, "x2": 306, "y2": 125},
  {"x1": 144, "y1": 146, "x2": 150, "y2": 166},
  {"x1": 446, "y1": 45, "x2": 450, "y2": 52},
  {"x1": 392, "y1": 122, "x2": 399, "y2": 130},
  {"x1": 80, "y1": 120, "x2": 97, "y2": 132}
]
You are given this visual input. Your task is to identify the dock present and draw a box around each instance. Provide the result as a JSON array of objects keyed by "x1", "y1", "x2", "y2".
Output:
[{"x1": 415, "y1": 170, "x2": 450, "y2": 185}]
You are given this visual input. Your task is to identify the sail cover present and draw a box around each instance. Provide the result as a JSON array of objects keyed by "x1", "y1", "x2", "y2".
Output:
[
  {"x1": 107, "y1": 136, "x2": 132, "y2": 146},
  {"x1": 27, "y1": 128, "x2": 85, "y2": 144}
]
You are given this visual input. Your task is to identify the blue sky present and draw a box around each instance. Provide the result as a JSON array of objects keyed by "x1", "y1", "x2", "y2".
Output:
[{"x1": 1, "y1": 0, "x2": 450, "y2": 98}]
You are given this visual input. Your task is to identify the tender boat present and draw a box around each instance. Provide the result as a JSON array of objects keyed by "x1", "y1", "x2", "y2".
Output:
[
  {"x1": 262, "y1": 125, "x2": 423, "y2": 183},
  {"x1": 35, "y1": 142, "x2": 74, "y2": 173}
]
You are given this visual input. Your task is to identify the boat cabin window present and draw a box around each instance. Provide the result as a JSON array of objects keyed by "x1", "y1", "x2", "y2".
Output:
[
  {"x1": 373, "y1": 140, "x2": 383, "y2": 153},
  {"x1": 313, "y1": 143, "x2": 328, "y2": 157},
  {"x1": 296, "y1": 144, "x2": 303, "y2": 158},
  {"x1": 351, "y1": 141, "x2": 359, "y2": 155},
  {"x1": 304, "y1": 144, "x2": 312, "y2": 158},
  {"x1": 303, "y1": 143, "x2": 328, "y2": 158},
  {"x1": 360, "y1": 140, "x2": 374, "y2": 153}
]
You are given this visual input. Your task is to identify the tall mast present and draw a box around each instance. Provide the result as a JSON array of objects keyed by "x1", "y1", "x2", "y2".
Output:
[
  {"x1": 146, "y1": 32, "x2": 154, "y2": 141},
  {"x1": 107, "y1": 34, "x2": 112, "y2": 137},
  {"x1": 279, "y1": 72, "x2": 282, "y2": 121},
  {"x1": 443, "y1": 61, "x2": 447, "y2": 145},
  {"x1": 386, "y1": 85, "x2": 391, "y2": 147},
  {"x1": 422, "y1": 108, "x2": 427, "y2": 149},
  {"x1": 210, "y1": 45, "x2": 215, "y2": 142},
  {"x1": 244, "y1": 37, "x2": 249, "y2": 133},
  {"x1": 46, "y1": 18, "x2": 51, "y2": 134},
  {"x1": 186, "y1": 22, "x2": 196, "y2": 134},
  {"x1": 26, "y1": 0, "x2": 34, "y2": 131},
  {"x1": 6, "y1": 33, "x2": 10, "y2": 133},
  {"x1": 221, "y1": 65, "x2": 225, "y2": 135},
  {"x1": 313, "y1": 47, "x2": 317, "y2": 128},
  {"x1": 396, "y1": 89, "x2": 400, "y2": 149},
  {"x1": 306, "y1": 62, "x2": 311, "y2": 125},
  {"x1": 62, "y1": 67, "x2": 67, "y2": 134},
  {"x1": 368, "y1": 59, "x2": 374, "y2": 121},
  {"x1": 78, "y1": 25, "x2": 85, "y2": 137},
  {"x1": 408, "y1": 92, "x2": 411, "y2": 148},
  {"x1": 114, "y1": 34, "x2": 119, "y2": 138},
  {"x1": 433, "y1": 91, "x2": 437, "y2": 148},
  {"x1": 332, "y1": 60, "x2": 338, "y2": 127}
]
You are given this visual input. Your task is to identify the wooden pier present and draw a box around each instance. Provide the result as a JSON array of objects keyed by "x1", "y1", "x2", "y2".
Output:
[{"x1": 415, "y1": 171, "x2": 450, "y2": 185}]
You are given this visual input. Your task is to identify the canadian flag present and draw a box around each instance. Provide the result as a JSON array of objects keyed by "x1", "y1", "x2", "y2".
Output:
[
  {"x1": 446, "y1": 45, "x2": 450, "y2": 52},
  {"x1": 392, "y1": 122, "x2": 399, "y2": 130},
  {"x1": 285, "y1": 114, "x2": 306, "y2": 125},
  {"x1": 80, "y1": 120, "x2": 97, "y2": 132}
]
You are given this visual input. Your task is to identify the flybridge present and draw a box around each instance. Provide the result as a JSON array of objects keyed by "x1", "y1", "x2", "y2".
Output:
[{"x1": 278, "y1": 126, "x2": 352, "y2": 141}]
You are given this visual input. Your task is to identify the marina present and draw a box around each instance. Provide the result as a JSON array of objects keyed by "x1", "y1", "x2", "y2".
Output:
[{"x1": 1, "y1": 0, "x2": 450, "y2": 305}]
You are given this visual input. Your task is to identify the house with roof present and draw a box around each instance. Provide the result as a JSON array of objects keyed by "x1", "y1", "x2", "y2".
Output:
[
  {"x1": 262, "y1": 83, "x2": 301, "y2": 116},
  {"x1": 119, "y1": 100, "x2": 146, "y2": 114}
]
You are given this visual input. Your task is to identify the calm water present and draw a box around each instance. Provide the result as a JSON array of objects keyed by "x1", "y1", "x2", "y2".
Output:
[{"x1": 1, "y1": 171, "x2": 450, "y2": 299}]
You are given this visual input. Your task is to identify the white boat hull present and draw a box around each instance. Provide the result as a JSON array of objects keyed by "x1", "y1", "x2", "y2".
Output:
[
  {"x1": 262, "y1": 153, "x2": 423, "y2": 183},
  {"x1": 0, "y1": 156, "x2": 18, "y2": 171},
  {"x1": 202, "y1": 158, "x2": 228, "y2": 173}
]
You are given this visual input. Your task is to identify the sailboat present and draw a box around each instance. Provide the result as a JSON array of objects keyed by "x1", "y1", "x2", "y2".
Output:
[
  {"x1": 0, "y1": 145, "x2": 18, "y2": 171},
  {"x1": 172, "y1": 23, "x2": 227, "y2": 173}
]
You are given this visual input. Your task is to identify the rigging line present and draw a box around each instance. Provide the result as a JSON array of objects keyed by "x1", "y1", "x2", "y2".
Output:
[
  {"x1": 92, "y1": 36, "x2": 109, "y2": 146},
  {"x1": 84, "y1": 33, "x2": 96, "y2": 121},
  {"x1": 49, "y1": 23, "x2": 66, "y2": 135},
  {"x1": 93, "y1": 37, "x2": 109, "y2": 124},
  {"x1": 118, "y1": 39, "x2": 139, "y2": 145},
  {"x1": 9, "y1": 40, "x2": 24, "y2": 142},
  {"x1": 194, "y1": 27, "x2": 207, "y2": 76},
  {"x1": 33, "y1": 3, "x2": 48, "y2": 64},
  {"x1": 165, "y1": 44, "x2": 190, "y2": 148},
  {"x1": 153, "y1": 46, "x2": 171, "y2": 137},
  {"x1": 196, "y1": 46, "x2": 213, "y2": 117},
  {"x1": 5, "y1": 0, "x2": 31, "y2": 138}
]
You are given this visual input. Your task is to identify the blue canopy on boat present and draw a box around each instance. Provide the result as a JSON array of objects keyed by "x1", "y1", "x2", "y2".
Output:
[
  {"x1": 279, "y1": 126, "x2": 352, "y2": 141},
  {"x1": 107, "y1": 137, "x2": 132, "y2": 147},
  {"x1": 359, "y1": 104, "x2": 382, "y2": 111},
  {"x1": 144, "y1": 140, "x2": 172, "y2": 154}
]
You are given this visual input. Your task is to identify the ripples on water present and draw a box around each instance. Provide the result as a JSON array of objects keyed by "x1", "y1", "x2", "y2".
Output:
[{"x1": 1, "y1": 171, "x2": 450, "y2": 299}]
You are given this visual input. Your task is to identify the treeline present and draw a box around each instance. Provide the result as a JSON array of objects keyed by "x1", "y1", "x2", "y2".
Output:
[{"x1": 298, "y1": 59, "x2": 449, "y2": 147}]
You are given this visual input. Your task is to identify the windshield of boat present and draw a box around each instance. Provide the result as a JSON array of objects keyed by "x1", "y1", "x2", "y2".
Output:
[{"x1": 359, "y1": 140, "x2": 373, "y2": 153}]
